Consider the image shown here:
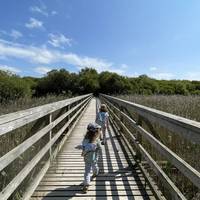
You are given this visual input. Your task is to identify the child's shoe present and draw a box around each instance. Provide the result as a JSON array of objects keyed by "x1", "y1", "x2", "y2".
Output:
[
  {"x1": 82, "y1": 185, "x2": 89, "y2": 193},
  {"x1": 91, "y1": 172, "x2": 98, "y2": 180},
  {"x1": 101, "y1": 138, "x2": 106, "y2": 145}
]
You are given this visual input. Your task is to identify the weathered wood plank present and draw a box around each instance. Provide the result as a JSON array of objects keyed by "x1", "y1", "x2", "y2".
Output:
[
  {"x1": 38, "y1": 180, "x2": 147, "y2": 186},
  {"x1": 32, "y1": 190, "x2": 154, "y2": 197},
  {"x1": 0, "y1": 94, "x2": 90, "y2": 124},
  {"x1": 41, "y1": 176, "x2": 145, "y2": 182},
  {"x1": 101, "y1": 94, "x2": 200, "y2": 143},
  {"x1": 22, "y1": 98, "x2": 91, "y2": 200},
  {"x1": 0, "y1": 95, "x2": 91, "y2": 136},
  {"x1": 46, "y1": 169, "x2": 139, "y2": 173},
  {"x1": 43, "y1": 173, "x2": 144, "y2": 178},
  {"x1": 36, "y1": 185, "x2": 150, "y2": 191},
  {"x1": 106, "y1": 98, "x2": 200, "y2": 190},
  {"x1": 0, "y1": 98, "x2": 89, "y2": 171},
  {"x1": 31, "y1": 98, "x2": 155, "y2": 200},
  {"x1": 106, "y1": 99, "x2": 187, "y2": 200},
  {"x1": 31, "y1": 196, "x2": 156, "y2": 200},
  {"x1": 0, "y1": 98, "x2": 90, "y2": 200}
]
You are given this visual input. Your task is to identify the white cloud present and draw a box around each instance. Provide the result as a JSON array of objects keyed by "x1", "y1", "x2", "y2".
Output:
[
  {"x1": 129, "y1": 72, "x2": 139, "y2": 77},
  {"x1": 108, "y1": 68, "x2": 125, "y2": 75},
  {"x1": 30, "y1": 6, "x2": 48, "y2": 16},
  {"x1": 25, "y1": 18, "x2": 43, "y2": 29},
  {"x1": 149, "y1": 72, "x2": 175, "y2": 80},
  {"x1": 0, "y1": 55, "x2": 7, "y2": 60},
  {"x1": 10, "y1": 30, "x2": 23, "y2": 39},
  {"x1": 63, "y1": 53, "x2": 113, "y2": 70},
  {"x1": 0, "y1": 39, "x2": 113, "y2": 71},
  {"x1": 51, "y1": 11, "x2": 57, "y2": 16},
  {"x1": 0, "y1": 29, "x2": 23, "y2": 40},
  {"x1": 0, "y1": 64, "x2": 21, "y2": 73},
  {"x1": 181, "y1": 72, "x2": 200, "y2": 81},
  {"x1": 150, "y1": 67, "x2": 157, "y2": 71},
  {"x1": 121, "y1": 64, "x2": 128, "y2": 69},
  {"x1": 34, "y1": 66, "x2": 52, "y2": 74},
  {"x1": 48, "y1": 33, "x2": 72, "y2": 48},
  {"x1": 0, "y1": 30, "x2": 7, "y2": 36}
]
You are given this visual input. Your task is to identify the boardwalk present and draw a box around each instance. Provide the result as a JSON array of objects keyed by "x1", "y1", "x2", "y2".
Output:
[{"x1": 31, "y1": 98, "x2": 156, "y2": 200}]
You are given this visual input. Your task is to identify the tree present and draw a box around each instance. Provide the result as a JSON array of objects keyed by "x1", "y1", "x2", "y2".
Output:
[
  {"x1": 173, "y1": 81, "x2": 188, "y2": 95},
  {"x1": 136, "y1": 75, "x2": 159, "y2": 94},
  {"x1": 0, "y1": 70, "x2": 32, "y2": 102},
  {"x1": 79, "y1": 68, "x2": 100, "y2": 94},
  {"x1": 35, "y1": 69, "x2": 75, "y2": 96}
]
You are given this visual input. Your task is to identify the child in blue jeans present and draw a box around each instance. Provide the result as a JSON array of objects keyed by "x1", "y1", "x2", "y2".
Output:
[{"x1": 81, "y1": 123, "x2": 101, "y2": 193}]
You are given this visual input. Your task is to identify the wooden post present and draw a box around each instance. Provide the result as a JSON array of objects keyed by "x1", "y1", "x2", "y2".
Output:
[
  {"x1": 49, "y1": 113, "x2": 52, "y2": 160},
  {"x1": 119, "y1": 106, "x2": 124, "y2": 133},
  {"x1": 67, "y1": 104, "x2": 70, "y2": 130},
  {"x1": 136, "y1": 116, "x2": 142, "y2": 162}
]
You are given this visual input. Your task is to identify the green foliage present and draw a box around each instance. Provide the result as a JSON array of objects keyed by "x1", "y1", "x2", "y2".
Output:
[
  {"x1": 0, "y1": 70, "x2": 32, "y2": 103},
  {"x1": 35, "y1": 69, "x2": 75, "y2": 96},
  {"x1": 1, "y1": 68, "x2": 200, "y2": 102},
  {"x1": 79, "y1": 68, "x2": 100, "y2": 94},
  {"x1": 137, "y1": 75, "x2": 159, "y2": 94},
  {"x1": 99, "y1": 71, "x2": 132, "y2": 94}
]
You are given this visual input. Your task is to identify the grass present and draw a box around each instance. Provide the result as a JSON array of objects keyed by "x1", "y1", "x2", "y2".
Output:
[
  {"x1": 117, "y1": 94, "x2": 200, "y2": 122},
  {"x1": 0, "y1": 94, "x2": 73, "y2": 115}
]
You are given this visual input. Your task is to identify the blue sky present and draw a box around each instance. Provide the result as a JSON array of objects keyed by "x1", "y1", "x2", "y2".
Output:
[{"x1": 0, "y1": 0, "x2": 200, "y2": 80}]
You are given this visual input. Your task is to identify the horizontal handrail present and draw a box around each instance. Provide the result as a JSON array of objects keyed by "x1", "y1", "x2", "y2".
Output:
[
  {"x1": 0, "y1": 97, "x2": 89, "y2": 172},
  {"x1": 0, "y1": 94, "x2": 92, "y2": 200},
  {"x1": 23, "y1": 97, "x2": 90, "y2": 200},
  {"x1": 101, "y1": 94, "x2": 200, "y2": 144},
  {"x1": 100, "y1": 94, "x2": 200, "y2": 199},
  {"x1": 106, "y1": 99, "x2": 200, "y2": 187},
  {"x1": 108, "y1": 105, "x2": 185, "y2": 200},
  {"x1": 0, "y1": 94, "x2": 91, "y2": 136},
  {"x1": 0, "y1": 94, "x2": 91, "y2": 124}
]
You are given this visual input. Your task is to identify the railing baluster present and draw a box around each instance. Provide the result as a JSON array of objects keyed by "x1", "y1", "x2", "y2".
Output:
[
  {"x1": 100, "y1": 94, "x2": 200, "y2": 200},
  {"x1": 0, "y1": 94, "x2": 92, "y2": 200},
  {"x1": 49, "y1": 113, "x2": 52, "y2": 160}
]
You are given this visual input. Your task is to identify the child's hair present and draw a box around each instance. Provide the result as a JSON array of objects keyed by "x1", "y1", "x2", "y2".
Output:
[
  {"x1": 100, "y1": 104, "x2": 108, "y2": 112},
  {"x1": 85, "y1": 129, "x2": 100, "y2": 143}
]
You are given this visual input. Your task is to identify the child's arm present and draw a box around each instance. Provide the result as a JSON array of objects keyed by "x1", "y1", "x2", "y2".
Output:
[
  {"x1": 96, "y1": 139, "x2": 102, "y2": 151},
  {"x1": 95, "y1": 112, "x2": 99, "y2": 122},
  {"x1": 81, "y1": 150, "x2": 86, "y2": 157}
]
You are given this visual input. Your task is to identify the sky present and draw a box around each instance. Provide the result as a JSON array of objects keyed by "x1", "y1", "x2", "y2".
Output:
[{"x1": 0, "y1": 0, "x2": 200, "y2": 80}]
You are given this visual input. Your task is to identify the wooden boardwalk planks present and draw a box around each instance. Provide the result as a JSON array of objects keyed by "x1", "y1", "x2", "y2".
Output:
[{"x1": 31, "y1": 98, "x2": 156, "y2": 200}]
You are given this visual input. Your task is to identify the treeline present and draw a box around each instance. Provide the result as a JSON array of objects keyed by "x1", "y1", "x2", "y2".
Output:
[{"x1": 1, "y1": 67, "x2": 200, "y2": 102}]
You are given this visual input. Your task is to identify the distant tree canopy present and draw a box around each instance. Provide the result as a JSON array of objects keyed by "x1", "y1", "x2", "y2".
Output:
[{"x1": 1, "y1": 67, "x2": 200, "y2": 102}]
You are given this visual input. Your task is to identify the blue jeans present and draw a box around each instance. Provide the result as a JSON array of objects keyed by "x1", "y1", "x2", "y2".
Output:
[{"x1": 84, "y1": 161, "x2": 99, "y2": 185}]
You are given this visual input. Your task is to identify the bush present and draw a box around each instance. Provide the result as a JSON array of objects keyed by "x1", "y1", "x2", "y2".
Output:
[{"x1": 0, "y1": 71, "x2": 32, "y2": 103}]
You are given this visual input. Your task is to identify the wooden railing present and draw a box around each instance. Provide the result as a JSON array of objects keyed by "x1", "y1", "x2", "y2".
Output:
[
  {"x1": 100, "y1": 94, "x2": 200, "y2": 200},
  {"x1": 0, "y1": 94, "x2": 92, "y2": 200}
]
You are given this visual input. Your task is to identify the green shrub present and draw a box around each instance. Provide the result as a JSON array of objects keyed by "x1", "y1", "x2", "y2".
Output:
[{"x1": 0, "y1": 71, "x2": 32, "y2": 103}]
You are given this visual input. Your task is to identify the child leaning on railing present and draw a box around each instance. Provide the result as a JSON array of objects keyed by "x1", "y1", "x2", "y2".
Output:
[{"x1": 81, "y1": 122, "x2": 101, "y2": 193}]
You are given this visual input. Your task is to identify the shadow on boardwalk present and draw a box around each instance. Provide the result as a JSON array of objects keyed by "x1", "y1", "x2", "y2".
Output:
[{"x1": 41, "y1": 128, "x2": 151, "y2": 200}]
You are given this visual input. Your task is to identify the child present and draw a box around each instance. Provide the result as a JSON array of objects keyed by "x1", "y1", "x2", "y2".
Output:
[
  {"x1": 96, "y1": 104, "x2": 109, "y2": 145},
  {"x1": 81, "y1": 122, "x2": 101, "y2": 193}
]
